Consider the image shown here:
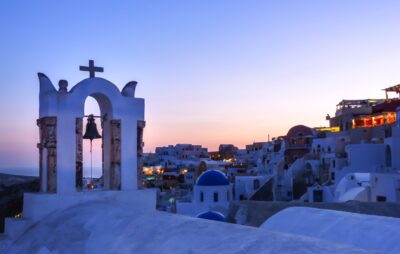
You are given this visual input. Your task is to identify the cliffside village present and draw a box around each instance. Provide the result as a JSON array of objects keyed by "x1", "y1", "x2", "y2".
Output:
[{"x1": 143, "y1": 85, "x2": 400, "y2": 216}]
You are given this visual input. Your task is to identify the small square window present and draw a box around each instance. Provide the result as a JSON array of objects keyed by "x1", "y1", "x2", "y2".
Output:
[
  {"x1": 213, "y1": 192, "x2": 219, "y2": 202},
  {"x1": 376, "y1": 196, "x2": 386, "y2": 202}
]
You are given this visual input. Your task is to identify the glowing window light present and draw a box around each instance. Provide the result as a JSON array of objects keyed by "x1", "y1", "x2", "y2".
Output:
[{"x1": 352, "y1": 112, "x2": 397, "y2": 129}]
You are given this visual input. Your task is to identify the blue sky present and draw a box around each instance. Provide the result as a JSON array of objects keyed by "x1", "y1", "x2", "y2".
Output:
[{"x1": 1, "y1": 1, "x2": 400, "y2": 168}]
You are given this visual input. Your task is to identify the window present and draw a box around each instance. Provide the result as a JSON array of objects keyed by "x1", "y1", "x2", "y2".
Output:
[
  {"x1": 200, "y1": 192, "x2": 204, "y2": 202},
  {"x1": 376, "y1": 196, "x2": 387, "y2": 202},
  {"x1": 313, "y1": 190, "x2": 323, "y2": 202},
  {"x1": 332, "y1": 160, "x2": 336, "y2": 168},
  {"x1": 386, "y1": 145, "x2": 392, "y2": 167},
  {"x1": 253, "y1": 179, "x2": 260, "y2": 190},
  {"x1": 331, "y1": 172, "x2": 335, "y2": 180},
  {"x1": 213, "y1": 192, "x2": 218, "y2": 202}
]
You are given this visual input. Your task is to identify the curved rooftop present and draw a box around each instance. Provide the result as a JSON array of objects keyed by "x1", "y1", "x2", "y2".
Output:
[
  {"x1": 2, "y1": 201, "x2": 370, "y2": 254},
  {"x1": 261, "y1": 207, "x2": 400, "y2": 253},
  {"x1": 196, "y1": 170, "x2": 229, "y2": 186},
  {"x1": 197, "y1": 211, "x2": 226, "y2": 222}
]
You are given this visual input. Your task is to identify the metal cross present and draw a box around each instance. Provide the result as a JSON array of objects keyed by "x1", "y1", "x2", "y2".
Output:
[{"x1": 79, "y1": 60, "x2": 104, "y2": 78}]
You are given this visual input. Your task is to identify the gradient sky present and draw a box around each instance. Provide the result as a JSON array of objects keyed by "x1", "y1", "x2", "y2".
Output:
[{"x1": 1, "y1": 0, "x2": 400, "y2": 168}]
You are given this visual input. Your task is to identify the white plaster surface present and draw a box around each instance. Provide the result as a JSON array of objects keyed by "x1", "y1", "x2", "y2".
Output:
[
  {"x1": 261, "y1": 207, "x2": 400, "y2": 253},
  {"x1": 2, "y1": 201, "x2": 380, "y2": 254},
  {"x1": 234, "y1": 175, "x2": 269, "y2": 200},
  {"x1": 176, "y1": 184, "x2": 232, "y2": 216},
  {"x1": 22, "y1": 190, "x2": 156, "y2": 221}
]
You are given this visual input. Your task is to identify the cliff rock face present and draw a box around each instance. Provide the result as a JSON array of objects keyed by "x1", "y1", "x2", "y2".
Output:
[{"x1": 0, "y1": 174, "x2": 39, "y2": 232}]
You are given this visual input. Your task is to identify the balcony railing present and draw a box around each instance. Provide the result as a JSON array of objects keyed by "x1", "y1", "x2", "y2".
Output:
[{"x1": 286, "y1": 144, "x2": 310, "y2": 149}]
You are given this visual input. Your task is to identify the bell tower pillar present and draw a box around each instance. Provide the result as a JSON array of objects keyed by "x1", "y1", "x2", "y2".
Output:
[{"x1": 37, "y1": 117, "x2": 57, "y2": 192}]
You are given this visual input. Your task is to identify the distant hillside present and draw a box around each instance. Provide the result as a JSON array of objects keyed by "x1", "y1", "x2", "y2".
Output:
[{"x1": 0, "y1": 173, "x2": 39, "y2": 232}]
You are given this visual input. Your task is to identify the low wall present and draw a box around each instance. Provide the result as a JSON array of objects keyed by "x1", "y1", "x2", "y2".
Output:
[{"x1": 227, "y1": 200, "x2": 400, "y2": 227}]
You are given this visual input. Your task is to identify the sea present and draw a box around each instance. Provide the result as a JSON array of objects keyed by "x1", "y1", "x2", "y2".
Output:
[{"x1": 0, "y1": 167, "x2": 103, "y2": 178}]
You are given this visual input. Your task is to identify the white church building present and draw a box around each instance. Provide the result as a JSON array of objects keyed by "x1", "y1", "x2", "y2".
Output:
[{"x1": 176, "y1": 169, "x2": 232, "y2": 216}]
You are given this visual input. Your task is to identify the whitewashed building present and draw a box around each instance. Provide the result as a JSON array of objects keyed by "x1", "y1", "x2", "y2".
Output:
[
  {"x1": 176, "y1": 169, "x2": 232, "y2": 216},
  {"x1": 234, "y1": 175, "x2": 270, "y2": 200}
]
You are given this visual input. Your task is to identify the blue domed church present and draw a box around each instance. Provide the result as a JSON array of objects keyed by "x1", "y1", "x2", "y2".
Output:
[
  {"x1": 176, "y1": 169, "x2": 232, "y2": 217},
  {"x1": 196, "y1": 169, "x2": 230, "y2": 186}
]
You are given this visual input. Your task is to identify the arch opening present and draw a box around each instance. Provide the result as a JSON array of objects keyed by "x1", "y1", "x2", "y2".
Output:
[
  {"x1": 75, "y1": 92, "x2": 120, "y2": 191},
  {"x1": 81, "y1": 96, "x2": 103, "y2": 190}
]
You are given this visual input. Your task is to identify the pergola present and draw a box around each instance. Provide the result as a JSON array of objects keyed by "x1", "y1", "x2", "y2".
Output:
[{"x1": 383, "y1": 84, "x2": 400, "y2": 99}]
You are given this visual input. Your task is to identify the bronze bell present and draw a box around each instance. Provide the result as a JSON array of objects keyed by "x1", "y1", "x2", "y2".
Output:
[{"x1": 83, "y1": 114, "x2": 102, "y2": 140}]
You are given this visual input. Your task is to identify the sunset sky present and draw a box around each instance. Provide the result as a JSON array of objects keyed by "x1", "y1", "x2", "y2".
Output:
[{"x1": 2, "y1": 1, "x2": 400, "y2": 168}]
